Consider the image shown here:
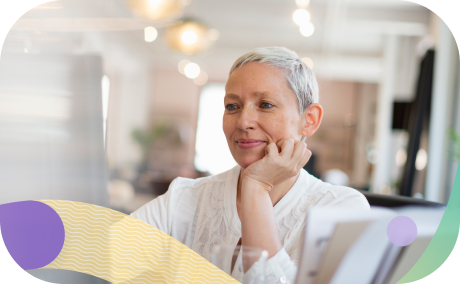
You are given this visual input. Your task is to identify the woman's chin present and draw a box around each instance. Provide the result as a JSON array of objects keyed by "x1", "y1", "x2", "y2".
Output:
[{"x1": 237, "y1": 156, "x2": 263, "y2": 170}]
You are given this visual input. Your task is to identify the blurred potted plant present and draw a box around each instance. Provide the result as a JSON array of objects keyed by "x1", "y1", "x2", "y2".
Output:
[
  {"x1": 131, "y1": 122, "x2": 185, "y2": 194},
  {"x1": 131, "y1": 122, "x2": 169, "y2": 170}
]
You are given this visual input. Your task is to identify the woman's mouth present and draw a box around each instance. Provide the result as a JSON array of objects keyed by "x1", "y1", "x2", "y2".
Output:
[{"x1": 236, "y1": 139, "x2": 265, "y2": 149}]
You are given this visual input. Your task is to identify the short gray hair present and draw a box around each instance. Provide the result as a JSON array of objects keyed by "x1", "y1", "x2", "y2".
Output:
[{"x1": 229, "y1": 47, "x2": 319, "y2": 114}]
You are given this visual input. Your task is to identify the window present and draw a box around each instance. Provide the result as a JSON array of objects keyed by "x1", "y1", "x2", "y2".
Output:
[{"x1": 195, "y1": 83, "x2": 236, "y2": 175}]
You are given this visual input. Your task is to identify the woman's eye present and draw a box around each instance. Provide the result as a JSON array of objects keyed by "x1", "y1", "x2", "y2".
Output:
[
  {"x1": 226, "y1": 104, "x2": 237, "y2": 111},
  {"x1": 261, "y1": 102, "x2": 274, "y2": 109}
]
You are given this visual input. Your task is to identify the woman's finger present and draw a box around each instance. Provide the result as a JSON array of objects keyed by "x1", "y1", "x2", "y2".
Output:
[
  {"x1": 277, "y1": 138, "x2": 295, "y2": 159},
  {"x1": 265, "y1": 142, "x2": 279, "y2": 157}
]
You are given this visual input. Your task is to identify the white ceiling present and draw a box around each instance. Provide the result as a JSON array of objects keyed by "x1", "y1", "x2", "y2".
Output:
[{"x1": 4, "y1": 0, "x2": 432, "y2": 82}]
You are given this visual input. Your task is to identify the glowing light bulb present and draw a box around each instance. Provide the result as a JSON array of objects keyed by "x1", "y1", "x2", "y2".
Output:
[
  {"x1": 415, "y1": 149, "x2": 428, "y2": 170},
  {"x1": 184, "y1": 62, "x2": 200, "y2": 79},
  {"x1": 181, "y1": 30, "x2": 197, "y2": 45},
  {"x1": 395, "y1": 149, "x2": 407, "y2": 167},
  {"x1": 178, "y1": 59, "x2": 190, "y2": 74},
  {"x1": 300, "y1": 22, "x2": 314, "y2": 37},
  {"x1": 193, "y1": 71, "x2": 208, "y2": 85},
  {"x1": 293, "y1": 9, "x2": 310, "y2": 26},
  {"x1": 144, "y1": 26, "x2": 158, "y2": 42},
  {"x1": 301, "y1": 57, "x2": 314, "y2": 69},
  {"x1": 148, "y1": 0, "x2": 162, "y2": 8}
]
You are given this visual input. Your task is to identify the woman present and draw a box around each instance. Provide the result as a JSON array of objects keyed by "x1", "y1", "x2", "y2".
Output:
[{"x1": 131, "y1": 47, "x2": 370, "y2": 283}]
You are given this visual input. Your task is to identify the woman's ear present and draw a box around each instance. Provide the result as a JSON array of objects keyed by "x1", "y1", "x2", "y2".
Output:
[{"x1": 300, "y1": 103, "x2": 323, "y2": 137}]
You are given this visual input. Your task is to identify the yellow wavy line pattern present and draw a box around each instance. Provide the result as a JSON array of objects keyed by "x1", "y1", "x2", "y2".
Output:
[{"x1": 40, "y1": 200, "x2": 239, "y2": 284}]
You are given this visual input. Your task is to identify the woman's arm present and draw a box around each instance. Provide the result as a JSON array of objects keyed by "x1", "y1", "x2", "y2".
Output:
[
  {"x1": 241, "y1": 177, "x2": 282, "y2": 258},
  {"x1": 240, "y1": 139, "x2": 311, "y2": 280}
]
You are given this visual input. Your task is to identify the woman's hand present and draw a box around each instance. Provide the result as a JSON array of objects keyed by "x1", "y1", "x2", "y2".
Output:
[{"x1": 242, "y1": 138, "x2": 312, "y2": 191}]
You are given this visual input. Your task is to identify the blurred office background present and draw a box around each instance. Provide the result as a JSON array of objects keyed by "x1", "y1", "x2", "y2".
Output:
[{"x1": 0, "y1": 0, "x2": 458, "y2": 282}]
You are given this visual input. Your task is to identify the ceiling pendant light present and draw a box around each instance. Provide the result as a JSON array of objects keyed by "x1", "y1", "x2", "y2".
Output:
[
  {"x1": 165, "y1": 20, "x2": 215, "y2": 55},
  {"x1": 126, "y1": 0, "x2": 186, "y2": 22}
]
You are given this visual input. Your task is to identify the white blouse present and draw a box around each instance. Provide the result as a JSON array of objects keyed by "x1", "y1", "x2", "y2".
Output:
[{"x1": 131, "y1": 165, "x2": 370, "y2": 283}]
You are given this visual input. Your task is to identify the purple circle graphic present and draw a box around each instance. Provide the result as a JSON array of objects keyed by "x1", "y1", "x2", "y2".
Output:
[
  {"x1": 0, "y1": 201, "x2": 65, "y2": 270},
  {"x1": 387, "y1": 216, "x2": 417, "y2": 246}
]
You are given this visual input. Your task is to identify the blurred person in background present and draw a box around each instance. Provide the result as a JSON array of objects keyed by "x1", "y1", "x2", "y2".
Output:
[{"x1": 131, "y1": 47, "x2": 369, "y2": 283}]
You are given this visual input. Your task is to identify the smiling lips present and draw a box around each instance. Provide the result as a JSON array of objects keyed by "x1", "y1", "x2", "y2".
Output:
[{"x1": 236, "y1": 139, "x2": 265, "y2": 149}]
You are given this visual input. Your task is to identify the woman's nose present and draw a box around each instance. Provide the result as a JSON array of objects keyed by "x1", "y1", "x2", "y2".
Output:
[{"x1": 237, "y1": 106, "x2": 257, "y2": 131}]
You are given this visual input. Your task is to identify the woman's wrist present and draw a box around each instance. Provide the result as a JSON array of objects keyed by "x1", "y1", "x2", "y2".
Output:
[{"x1": 242, "y1": 174, "x2": 273, "y2": 192}]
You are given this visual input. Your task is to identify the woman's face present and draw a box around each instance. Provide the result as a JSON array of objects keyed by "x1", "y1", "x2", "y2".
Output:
[{"x1": 223, "y1": 62, "x2": 304, "y2": 169}]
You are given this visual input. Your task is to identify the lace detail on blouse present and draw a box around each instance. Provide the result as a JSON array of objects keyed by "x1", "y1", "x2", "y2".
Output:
[
  {"x1": 277, "y1": 190, "x2": 316, "y2": 253},
  {"x1": 191, "y1": 182, "x2": 235, "y2": 261},
  {"x1": 191, "y1": 181, "x2": 322, "y2": 262}
]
